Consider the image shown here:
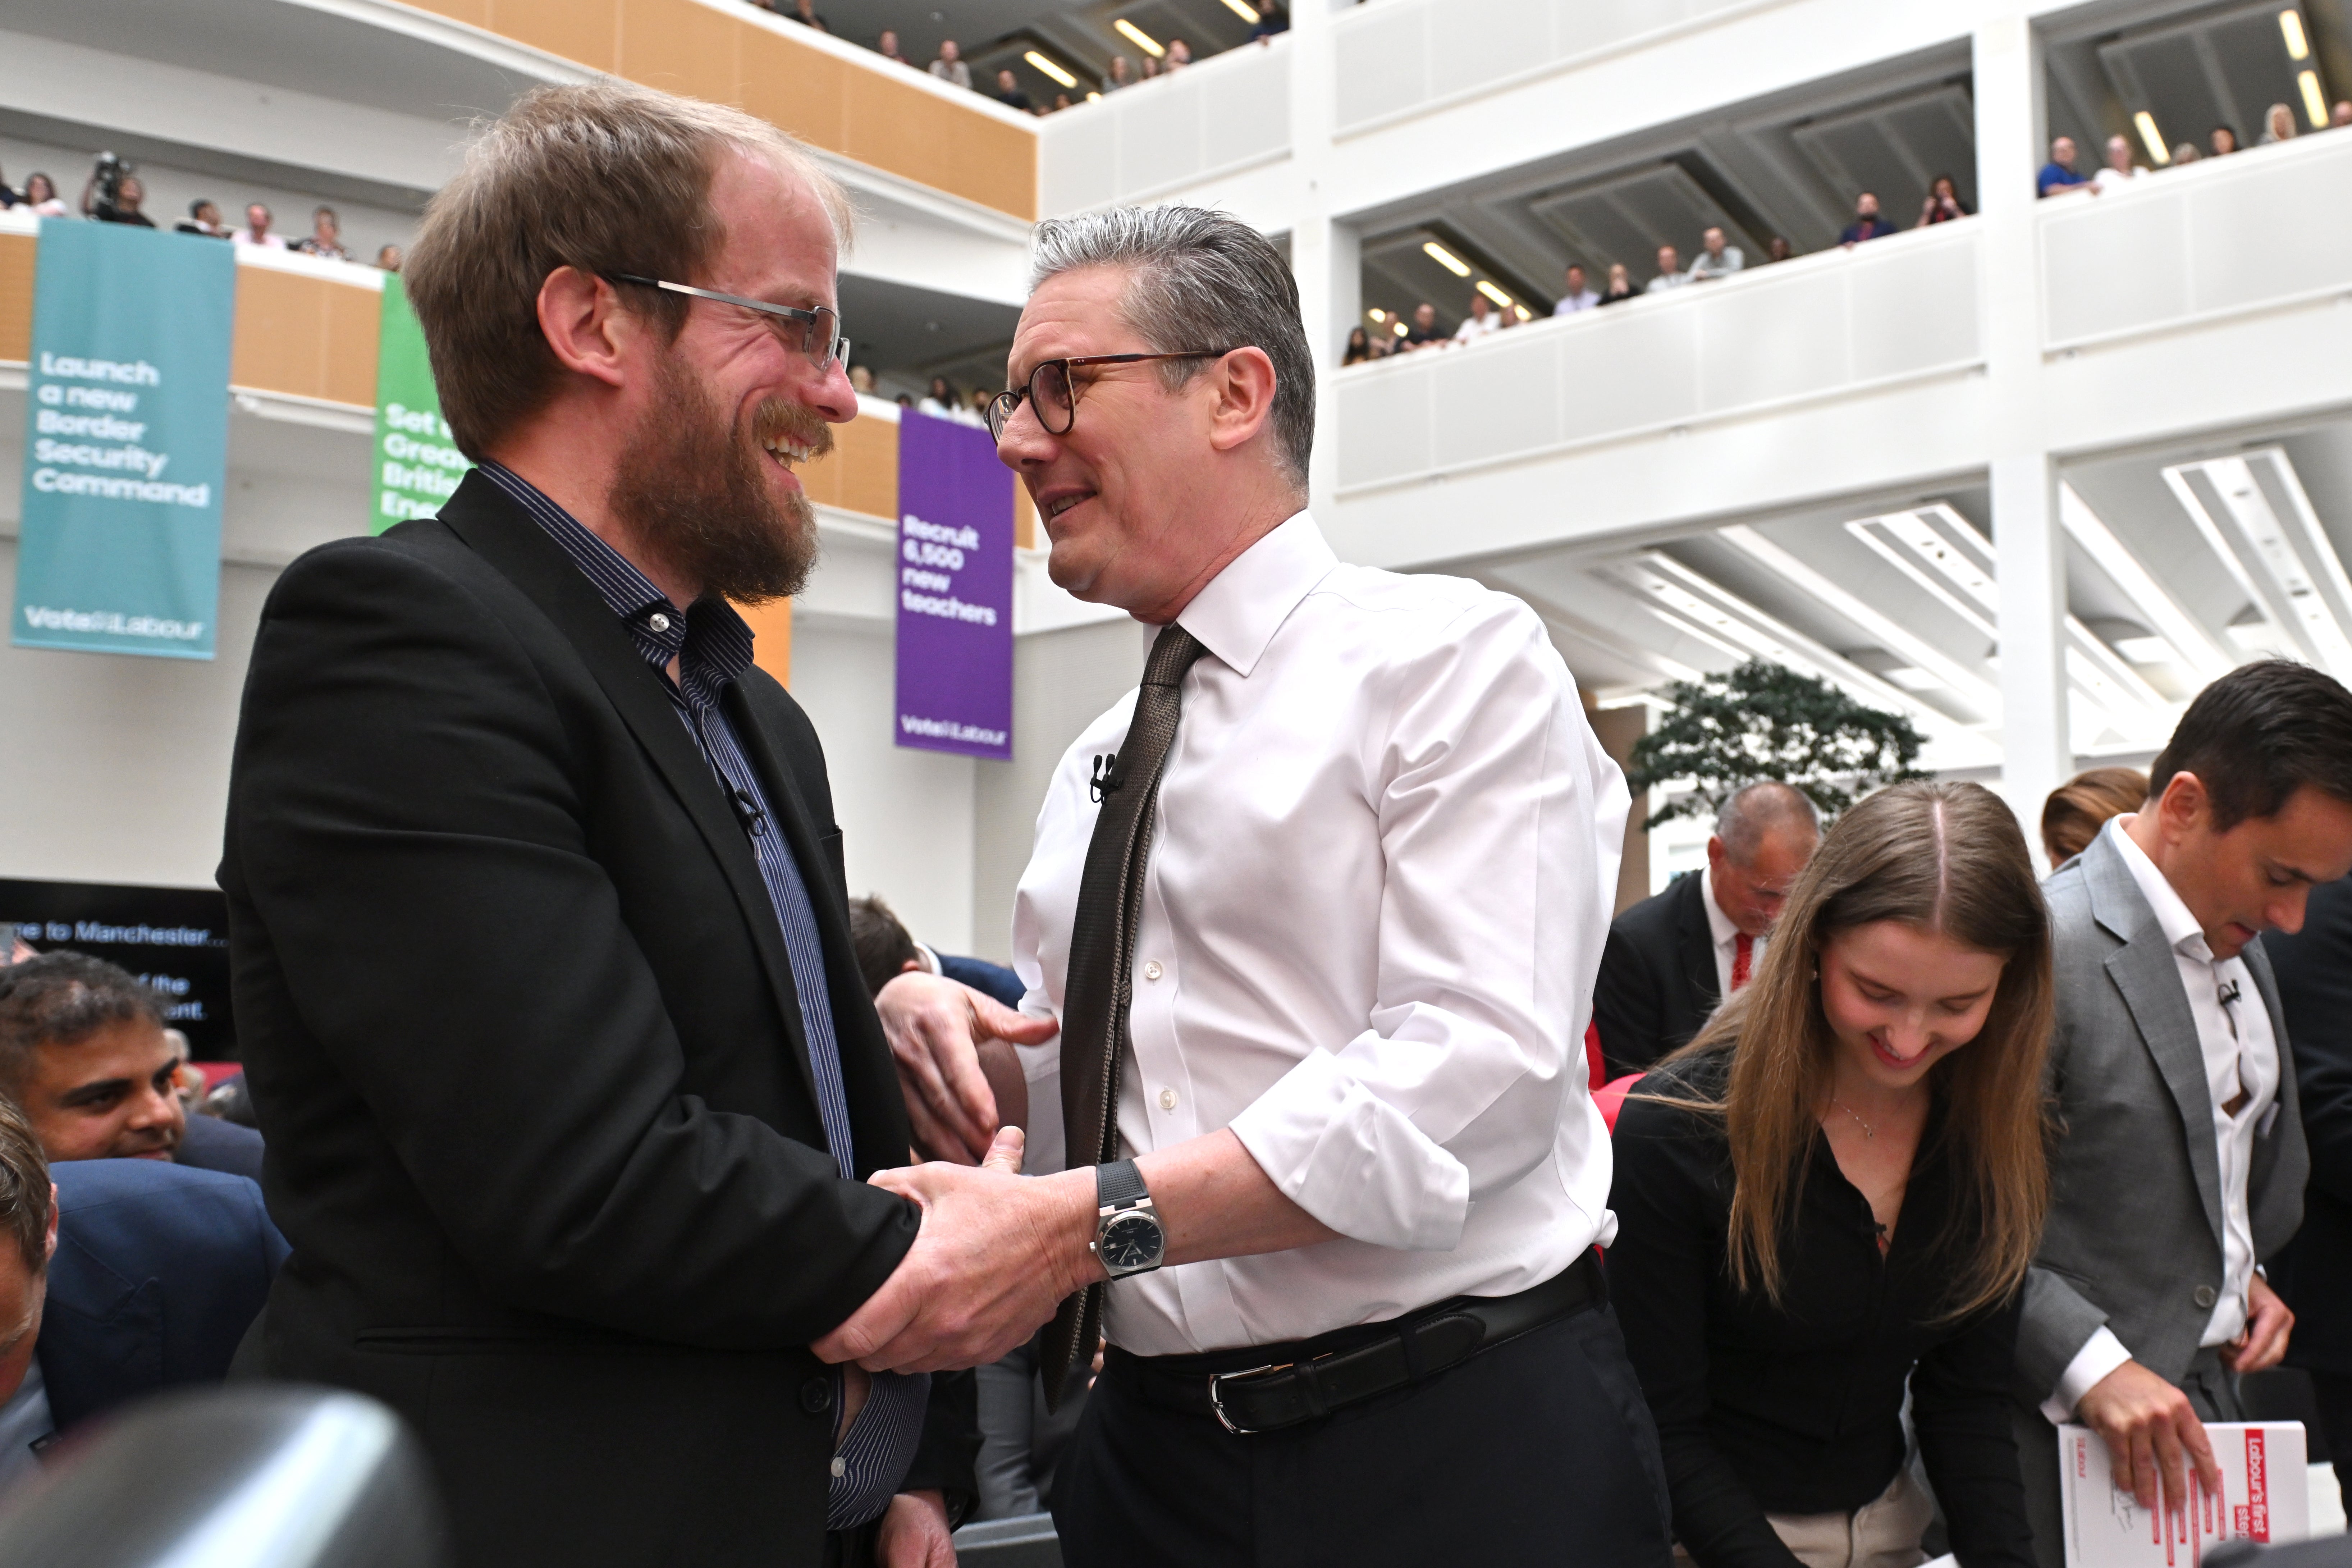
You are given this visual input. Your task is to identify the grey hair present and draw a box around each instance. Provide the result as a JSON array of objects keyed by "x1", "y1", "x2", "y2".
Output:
[
  {"x1": 1029, "y1": 205, "x2": 1313, "y2": 489},
  {"x1": 1715, "y1": 780, "x2": 1822, "y2": 863}
]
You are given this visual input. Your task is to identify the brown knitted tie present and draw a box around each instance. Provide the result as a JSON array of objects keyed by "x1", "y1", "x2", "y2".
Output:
[{"x1": 1040, "y1": 622, "x2": 1208, "y2": 1411}]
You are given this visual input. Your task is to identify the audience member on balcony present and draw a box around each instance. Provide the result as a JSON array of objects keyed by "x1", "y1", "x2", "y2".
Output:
[
  {"x1": 1555, "y1": 262, "x2": 1600, "y2": 313},
  {"x1": 1837, "y1": 192, "x2": 1895, "y2": 245},
  {"x1": 1917, "y1": 173, "x2": 1969, "y2": 225},
  {"x1": 929, "y1": 38, "x2": 973, "y2": 89},
  {"x1": 174, "y1": 199, "x2": 230, "y2": 239},
  {"x1": 777, "y1": 0, "x2": 827, "y2": 31},
  {"x1": 376, "y1": 243, "x2": 403, "y2": 272},
  {"x1": 2334, "y1": 99, "x2": 2351, "y2": 128},
  {"x1": 1454, "y1": 293, "x2": 1503, "y2": 343},
  {"x1": 1401, "y1": 300, "x2": 1443, "y2": 350},
  {"x1": 1598, "y1": 262, "x2": 1638, "y2": 305},
  {"x1": 2092, "y1": 134, "x2": 2145, "y2": 193},
  {"x1": 18, "y1": 173, "x2": 66, "y2": 219},
  {"x1": 2036, "y1": 136, "x2": 2090, "y2": 196},
  {"x1": 297, "y1": 205, "x2": 351, "y2": 262},
  {"x1": 1104, "y1": 55, "x2": 1133, "y2": 90},
  {"x1": 1687, "y1": 227, "x2": 1743, "y2": 281},
  {"x1": 1250, "y1": 3, "x2": 1290, "y2": 42},
  {"x1": 918, "y1": 376, "x2": 960, "y2": 419},
  {"x1": 848, "y1": 364, "x2": 876, "y2": 394},
  {"x1": 1165, "y1": 38, "x2": 1193, "y2": 70},
  {"x1": 993, "y1": 68, "x2": 1034, "y2": 112},
  {"x1": 2260, "y1": 102, "x2": 2298, "y2": 144},
  {"x1": 963, "y1": 388, "x2": 994, "y2": 427},
  {"x1": 1343, "y1": 326, "x2": 1375, "y2": 365},
  {"x1": 874, "y1": 28, "x2": 909, "y2": 65},
  {"x1": 1612, "y1": 781, "x2": 2050, "y2": 1568},
  {"x1": 2211, "y1": 124, "x2": 2240, "y2": 156},
  {"x1": 2040, "y1": 766, "x2": 2148, "y2": 869},
  {"x1": 1764, "y1": 235, "x2": 1793, "y2": 262},
  {"x1": 83, "y1": 173, "x2": 154, "y2": 228},
  {"x1": 1648, "y1": 244, "x2": 1689, "y2": 292},
  {"x1": 0, "y1": 169, "x2": 17, "y2": 210},
  {"x1": 233, "y1": 202, "x2": 286, "y2": 248},
  {"x1": 1140, "y1": 56, "x2": 1160, "y2": 81},
  {"x1": 2171, "y1": 141, "x2": 2202, "y2": 164}
]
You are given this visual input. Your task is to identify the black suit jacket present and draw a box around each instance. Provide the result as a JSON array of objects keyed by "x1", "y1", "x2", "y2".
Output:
[
  {"x1": 2267, "y1": 877, "x2": 2352, "y2": 1372},
  {"x1": 219, "y1": 473, "x2": 971, "y2": 1567},
  {"x1": 1592, "y1": 872, "x2": 1720, "y2": 1078},
  {"x1": 39, "y1": 1159, "x2": 287, "y2": 1433}
]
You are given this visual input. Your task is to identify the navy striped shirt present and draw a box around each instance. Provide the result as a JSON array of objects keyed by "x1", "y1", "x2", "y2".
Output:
[{"x1": 480, "y1": 461, "x2": 926, "y2": 1529}]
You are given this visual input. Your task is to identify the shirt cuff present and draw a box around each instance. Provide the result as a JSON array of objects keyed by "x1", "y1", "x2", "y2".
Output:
[
  {"x1": 2041, "y1": 1327, "x2": 2131, "y2": 1425},
  {"x1": 1227, "y1": 1047, "x2": 1471, "y2": 1252}
]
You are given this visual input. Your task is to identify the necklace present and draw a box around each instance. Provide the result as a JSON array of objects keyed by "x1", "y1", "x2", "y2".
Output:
[{"x1": 1831, "y1": 1099, "x2": 1876, "y2": 1139}]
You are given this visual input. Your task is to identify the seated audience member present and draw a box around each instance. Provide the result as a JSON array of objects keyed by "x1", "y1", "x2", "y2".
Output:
[
  {"x1": 1555, "y1": 262, "x2": 1600, "y2": 313},
  {"x1": 2260, "y1": 102, "x2": 2297, "y2": 143},
  {"x1": 918, "y1": 375, "x2": 959, "y2": 419},
  {"x1": 2092, "y1": 134, "x2": 2143, "y2": 193},
  {"x1": 1613, "y1": 781, "x2": 2049, "y2": 1568},
  {"x1": 993, "y1": 68, "x2": 1033, "y2": 113},
  {"x1": 233, "y1": 203, "x2": 286, "y2": 248},
  {"x1": 18, "y1": 174, "x2": 67, "y2": 218},
  {"x1": 2171, "y1": 141, "x2": 2203, "y2": 164},
  {"x1": 2264, "y1": 872, "x2": 2352, "y2": 1509},
  {"x1": 874, "y1": 29, "x2": 908, "y2": 64},
  {"x1": 1342, "y1": 326, "x2": 1374, "y2": 365},
  {"x1": 2036, "y1": 137, "x2": 2089, "y2": 196},
  {"x1": 86, "y1": 174, "x2": 154, "y2": 227},
  {"x1": 1599, "y1": 261, "x2": 1639, "y2": 304},
  {"x1": 0, "y1": 954, "x2": 264, "y2": 1181},
  {"x1": 1763, "y1": 235, "x2": 1794, "y2": 262},
  {"x1": 1164, "y1": 38, "x2": 1192, "y2": 70},
  {"x1": 928, "y1": 39, "x2": 973, "y2": 90},
  {"x1": 1648, "y1": 244, "x2": 1689, "y2": 292},
  {"x1": 0, "y1": 1096, "x2": 286, "y2": 1494},
  {"x1": 1594, "y1": 781, "x2": 1821, "y2": 1079},
  {"x1": 1453, "y1": 292, "x2": 1502, "y2": 342},
  {"x1": 1837, "y1": 192, "x2": 1895, "y2": 244},
  {"x1": 1400, "y1": 300, "x2": 1443, "y2": 349},
  {"x1": 2016, "y1": 660, "x2": 2352, "y2": 1562},
  {"x1": 174, "y1": 199, "x2": 229, "y2": 238},
  {"x1": 848, "y1": 896, "x2": 1023, "y2": 1010},
  {"x1": 1687, "y1": 227, "x2": 1743, "y2": 281},
  {"x1": 296, "y1": 205, "x2": 350, "y2": 261},
  {"x1": 1103, "y1": 55, "x2": 1133, "y2": 90},
  {"x1": 2211, "y1": 124, "x2": 2240, "y2": 156},
  {"x1": 1918, "y1": 173, "x2": 1968, "y2": 225},
  {"x1": 2040, "y1": 766, "x2": 2147, "y2": 868}
]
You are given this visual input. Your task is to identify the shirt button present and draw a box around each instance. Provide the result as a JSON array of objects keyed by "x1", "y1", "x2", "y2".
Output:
[
  {"x1": 1143, "y1": 961, "x2": 1163, "y2": 981},
  {"x1": 2194, "y1": 1285, "x2": 2218, "y2": 1308},
  {"x1": 798, "y1": 1376, "x2": 832, "y2": 1416},
  {"x1": 830, "y1": 1457, "x2": 846, "y2": 1479},
  {"x1": 648, "y1": 611, "x2": 672, "y2": 633},
  {"x1": 1159, "y1": 1088, "x2": 1177, "y2": 1111}
]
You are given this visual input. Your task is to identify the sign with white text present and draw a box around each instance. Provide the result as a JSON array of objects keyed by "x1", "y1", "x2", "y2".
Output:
[
  {"x1": 894, "y1": 411, "x2": 1013, "y2": 761},
  {"x1": 2058, "y1": 1422, "x2": 2308, "y2": 1566},
  {"x1": 0, "y1": 878, "x2": 235, "y2": 1059},
  {"x1": 371, "y1": 271, "x2": 468, "y2": 534},
  {"x1": 14, "y1": 219, "x2": 233, "y2": 658}
]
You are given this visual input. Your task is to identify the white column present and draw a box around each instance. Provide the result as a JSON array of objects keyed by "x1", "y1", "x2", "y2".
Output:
[
  {"x1": 1976, "y1": 14, "x2": 2069, "y2": 849},
  {"x1": 1283, "y1": 0, "x2": 1350, "y2": 512}
]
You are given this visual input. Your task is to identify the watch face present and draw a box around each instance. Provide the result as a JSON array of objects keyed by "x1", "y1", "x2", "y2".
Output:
[{"x1": 1099, "y1": 1211, "x2": 1165, "y2": 1273}]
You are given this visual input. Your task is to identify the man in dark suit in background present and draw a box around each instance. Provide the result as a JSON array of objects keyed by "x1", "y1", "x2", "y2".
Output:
[
  {"x1": 2263, "y1": 873, "x2": 2352, "y2": 1507},
  {"x1": 1591, "y1": 780, "x2": 1818, "y2": 1077},
  {"x1": 219, "y1": 81, "x2": 1018, "y2": 1568}
]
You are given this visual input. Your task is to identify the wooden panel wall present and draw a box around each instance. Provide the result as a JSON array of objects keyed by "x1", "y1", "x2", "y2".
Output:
[
  {"x1": 800, "y1": 419, "x2": 1035, "y2": 547},
  {"x1": 228, "y1": 268, "x2": 383, "y2": 407},
  {"x1": 0, "y1": 234, "x2": 32, "y2": 363},
  {"x1": 398, "y1": 0, "x2": 1036, "y2": 218}
]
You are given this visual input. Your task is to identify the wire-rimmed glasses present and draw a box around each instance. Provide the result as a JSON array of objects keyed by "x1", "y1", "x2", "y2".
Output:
[
  {"x1": 984, "y1": 351, "x2": 1238, "y2": 442},
  {"x1": 604, "y1": 273, "x2": 850, "y2": 371}
]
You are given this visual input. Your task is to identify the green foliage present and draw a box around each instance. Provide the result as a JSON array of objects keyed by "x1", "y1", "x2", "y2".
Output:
[{"x1": 1625, "y1": 659, "x2": 1930, "y2": 830}]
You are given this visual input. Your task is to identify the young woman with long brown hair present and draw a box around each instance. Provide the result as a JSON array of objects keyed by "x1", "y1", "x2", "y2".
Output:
[{"x1": 1609, "y1": 780, "x2": 2051, "y2": 1568}]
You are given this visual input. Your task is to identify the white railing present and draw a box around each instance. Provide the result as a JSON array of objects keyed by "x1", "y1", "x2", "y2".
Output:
[
  {"x1": 1333, "y1": 220, "x2": 1981, "y2": 494},
  {"x1": 2040, "y1": 127, "x2": 2352, "y2": 352},
  {"x1": 1037, "y1": 37, "x2": 1291, "y2": 213}
]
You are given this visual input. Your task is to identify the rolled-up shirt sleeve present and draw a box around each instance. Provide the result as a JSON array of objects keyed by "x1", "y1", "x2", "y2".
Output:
[{"x1": 1226, "y1": 598, "x2": 1627, "y2": 1251}]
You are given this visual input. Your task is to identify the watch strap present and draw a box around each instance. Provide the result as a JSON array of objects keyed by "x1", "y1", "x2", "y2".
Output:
[{"x1": 1096, "y1": 1157, "x2": 1149, "y2": 1209}]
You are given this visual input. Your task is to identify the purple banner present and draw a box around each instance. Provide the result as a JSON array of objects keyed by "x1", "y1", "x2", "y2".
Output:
[{"x1": 894, "y1": 410, "x2": 1013, "y2": 760}]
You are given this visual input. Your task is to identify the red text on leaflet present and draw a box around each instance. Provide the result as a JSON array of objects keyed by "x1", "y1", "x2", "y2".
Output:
[{"x1": 2246, "y1": 1430, "x2": 2269, "y2": 1541}]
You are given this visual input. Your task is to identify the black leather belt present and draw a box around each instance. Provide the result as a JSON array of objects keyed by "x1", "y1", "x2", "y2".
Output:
[{"x1": 1120, "y1": 1251, "x2": 1604, "y2": 1436}]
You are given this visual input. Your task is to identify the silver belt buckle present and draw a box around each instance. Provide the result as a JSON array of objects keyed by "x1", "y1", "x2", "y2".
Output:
[{"x1": 1207, "y1": 1362, "x2": 1285, "y2": 1435}]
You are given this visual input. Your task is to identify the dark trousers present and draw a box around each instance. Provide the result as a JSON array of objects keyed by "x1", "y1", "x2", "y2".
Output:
[
  {"x1": 1052, "y1": 1301, "x2": 1674, "y2": 1568},
  {"x1": 2309, "y1": 1370, "x2": 2352, "y2": 1512}
]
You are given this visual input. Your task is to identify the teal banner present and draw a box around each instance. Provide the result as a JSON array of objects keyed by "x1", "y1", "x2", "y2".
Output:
[{"x1": 14, "y1": 219, "x2": 235, "y2": 660}]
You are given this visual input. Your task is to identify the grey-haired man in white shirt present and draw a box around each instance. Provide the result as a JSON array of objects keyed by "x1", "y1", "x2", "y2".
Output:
[{"x1": 817, "y1": 205, "x2": 1671, "y2": 1567}]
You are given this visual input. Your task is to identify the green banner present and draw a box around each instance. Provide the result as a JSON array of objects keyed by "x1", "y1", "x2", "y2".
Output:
[
  {"x1": 371, "y1": 273, "x2": 467, "y2": 535},
  {"x1": 14, "y1": 219, "x2": 234, "y2": 659}
]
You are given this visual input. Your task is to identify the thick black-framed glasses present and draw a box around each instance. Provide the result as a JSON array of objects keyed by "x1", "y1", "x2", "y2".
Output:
[
  {"x1": 604, "y1": 273, "x2": 850, "y2": 371},
  {"x1": 985, "y1": 350, "x2": 1238, "y2": 441}
]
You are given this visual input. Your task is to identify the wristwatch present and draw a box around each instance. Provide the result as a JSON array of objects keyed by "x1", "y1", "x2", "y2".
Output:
[{"x1": 1091, "y1": 1159, "x2": 1166, "y2": 1280}]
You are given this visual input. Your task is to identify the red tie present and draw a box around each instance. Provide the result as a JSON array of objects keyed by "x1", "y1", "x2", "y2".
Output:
[{"x1": 1731, "y1": 933, "x2": 1753, "y2": 991}]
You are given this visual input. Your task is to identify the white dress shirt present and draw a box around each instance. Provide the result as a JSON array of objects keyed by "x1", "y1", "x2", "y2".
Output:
[
  {"x1": 1452, "y1": 312, "x2": 1502, "y2": 343},
  {"x1": 1698, "y1": 864, "x2": 1760, "y2": 999},
  {"x1": 1011, "y1": 511, "x2": 1630, "y2": 1356},
  {"x1": 2042, "y1": 816, "x2": 2282, "y2": 1422},
  {"x1": 1553, "y1": 289, "x2": 1602, "y2": 315}
]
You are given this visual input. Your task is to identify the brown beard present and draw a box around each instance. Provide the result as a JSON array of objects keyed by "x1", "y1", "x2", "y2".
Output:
[{"x1": 605, "y1": 354, "x2": 834, "y2": 605}]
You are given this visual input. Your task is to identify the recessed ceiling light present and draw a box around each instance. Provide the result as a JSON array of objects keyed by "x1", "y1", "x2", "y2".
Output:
[
  {"x1": 2300, "y1": 68, "x2": 2328, "y2": 128},
  {"x1": 2134, "y1": 111, "x2": 2170, "y2": 165},
  {"x1": 2113, "y1": 635, "x2": 2176, "y2": 665},
  {"x1": 1422, "y1": 241, "x2": 1470, "y2": 277},
  {"x1": 1475, "y1": 280, "x2": 1513, "y2": 307},
  {"x1": 1218, "y1": 0, "x2": 1263, "y2": 20},
  {"x1": 2282, "y1": 8, "x2": 2311, "y2": 60},
  {"x1": 1391, "y1": 320, "x2": 1408, "y2": 336},
  {"x1": 1885, "y1": 667, "x2": 1946, "y2": 691},
  {"x1": 1113, "y1": 18, "x2": 1164, "y2": 56},
  {"x1": 1367, "y1": 308, "x2": 1386, "y2": 322},
  {"x1": 1513, "y1": 305, "x2": 1532, "y2": 322},
  {"x1": 1024, "y1": 50, "x2": 1077, "y2": 88}
]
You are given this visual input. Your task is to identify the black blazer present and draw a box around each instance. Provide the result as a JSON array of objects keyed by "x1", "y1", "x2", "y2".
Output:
[
  {"x1": 2267, "y1": 877, "x2": 2352, "y2": 1373},
  {"x1": 219, "y1": 473, "x2": 969, "y2": 1567},
  {"x1": 40, "y1": 1159, "x2": 287, "y2": 1434},
  {"x1": 1593, "y1": 872, "x2": 1720, "y2": 1078}
]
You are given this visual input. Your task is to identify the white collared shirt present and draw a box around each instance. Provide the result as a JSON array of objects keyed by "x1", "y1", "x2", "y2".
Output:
[
  {"x1": 1698, "y1": 864, "x2": 1760, "y2": 999},
  {"x1": 2042, "y1": 816, "x2": 2282, "y2": 1422},
  {"x1": 1011, "y1": 511, "x2": 1630, "y2": 1356}
]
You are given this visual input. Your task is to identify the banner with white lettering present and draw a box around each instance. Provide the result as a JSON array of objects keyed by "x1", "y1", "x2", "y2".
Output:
[
  {"x1": 371, "y1": 271, "x2": 468, "y2": 534},
  {"x1": 13, "y1": 219, "x2": 233, "y2": 659},
  {"x1": 894, "y1": 410, "x2": 1013, "y2": 760}
]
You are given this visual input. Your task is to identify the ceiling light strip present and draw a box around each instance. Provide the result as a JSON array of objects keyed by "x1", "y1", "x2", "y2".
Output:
[{"x1": 2057, "y1": 483, "x2": 2234, "y2": 678}]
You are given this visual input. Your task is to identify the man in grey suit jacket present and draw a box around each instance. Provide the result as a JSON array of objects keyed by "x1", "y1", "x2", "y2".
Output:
[{"x1": 2017, "y1": 661, "x2": 2352, "y2": 1565}]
